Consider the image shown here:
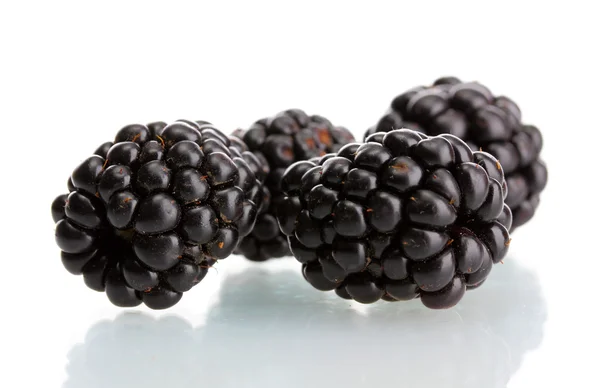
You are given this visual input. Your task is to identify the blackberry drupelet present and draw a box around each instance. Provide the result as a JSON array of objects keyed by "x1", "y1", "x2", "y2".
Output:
[
  {"x1": 233, "y1": 109, "x2": 355, "y2": 261},
  {"x1": 277, "y1": 129, "x2": 511, "y2": 309},
  {"x1": 53, "y1": 120, "x2": 262, "y2": 309},
  {"x1": 366, "y1": 77, "x2": 547, "y2": 229}
]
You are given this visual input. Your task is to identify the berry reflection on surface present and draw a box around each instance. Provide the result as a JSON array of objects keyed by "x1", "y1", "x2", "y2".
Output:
[{"x1": 63, "y1": 259, "x2": 545, "y2": 388}]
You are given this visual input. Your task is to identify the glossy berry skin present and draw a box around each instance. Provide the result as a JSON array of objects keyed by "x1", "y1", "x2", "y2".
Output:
[
  {"x1": 52, "y1": 194, "x2": 69, "y2": 223},
  {"x1": 277, "y1": 129, "x2": 511, "y2": 309},
  {"x1": 233, "y1": 109, "x2": 355, "y2": 261},
  {"x1": 52, "y1": 120, "x2": 263, "y2": 310},
  {"x1": 366, "y1": 77, "x2": 547, "y2": 230}
]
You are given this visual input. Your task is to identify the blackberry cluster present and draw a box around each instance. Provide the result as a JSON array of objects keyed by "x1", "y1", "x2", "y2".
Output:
[
  {"x1": 277, "y1": 129, "x2": 511, "y2": 309},
  {"x1": 365, "y1": 77, "x2": 547, "y2": 229},
  {"x1": 52, "y1": 120, "x2": 263, "y2": 309},
  {"x1": 232, "y1": 109, "x2": 355, "y2": 261}
]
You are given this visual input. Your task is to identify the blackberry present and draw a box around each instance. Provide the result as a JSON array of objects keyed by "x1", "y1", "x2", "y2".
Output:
[
  {"x1": 53, "y1": 120, "x2": 262, "y2": 309},
  {"x1": 233, "y1": 109, "x2": 355, "y2": 261},
  {"x1": 277, "y1": 129, "x2": 511, "y2": 309},
  {"x1": 366, "y1": 77, "x2": 547, "y2": 229}
]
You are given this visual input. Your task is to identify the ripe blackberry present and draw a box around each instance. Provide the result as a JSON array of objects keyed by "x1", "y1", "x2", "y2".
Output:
[
  {"x1": 90, "y1": 121, "x2": 266, "y2": 207},
  {"x1": 277, "y1": 129, "x2": 511, "y2": 309},
  {"x1": 233, "y1": 109, "x2": 355, "y2": 261},
  {"x1": 366, "y1": 77, "x2": 547, "y2": 229},
  {"x1": 53, "y1": 120, "x2": 262, "y2": 309}
]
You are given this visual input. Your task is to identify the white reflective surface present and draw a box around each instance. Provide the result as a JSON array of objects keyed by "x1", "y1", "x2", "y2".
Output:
[{"x1": 60, "y1": 259, "x2": 545, "y2": 388}]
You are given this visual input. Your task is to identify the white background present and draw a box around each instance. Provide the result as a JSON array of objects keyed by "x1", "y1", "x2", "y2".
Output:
[{"x1": 1, "y1": 1, "x2": 598, "y2": 387}]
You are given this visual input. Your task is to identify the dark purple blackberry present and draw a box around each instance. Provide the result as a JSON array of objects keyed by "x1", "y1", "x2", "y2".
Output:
[
  {"x1": 277, "y1": 129, "x2": 511, "y2": 309},
  {"x1": 233, "y1": 109, "x2": 355, "y2": 261},
  {"x1": 366, "y1": 77, "x2": 547, "y2": 230},
  {"x1": 52, "y1": 120, "x2": 262, "y2": 309}
]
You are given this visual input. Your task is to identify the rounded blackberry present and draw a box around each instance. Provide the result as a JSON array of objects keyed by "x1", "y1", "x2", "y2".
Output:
[
  {"x1": 52, "y1": 120, "x2": 262, "y2": 309},
  {"x1": 366, "y1": 77, "x2": 547, "y2": 229},
  {"x1": 277, "y1": 129, "x2": 511, "y2": 309},
  {"x1": 233, "y1": 109, "x2": 355, "y2": 261}
]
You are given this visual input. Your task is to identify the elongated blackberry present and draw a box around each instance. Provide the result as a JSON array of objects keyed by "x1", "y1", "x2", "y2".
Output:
[
  {"x1": 53, "y1": 120, "x2": 262, "y2": 309},
  {"x1": 233, "y1": 109, "x2": 355, "y2": 261},
  {"x1": 366, "y1": 77, "x2": 547, "y2": 229},
  {"x1": 277, "y1": 129, "x2": 511, "y2": 309}
]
